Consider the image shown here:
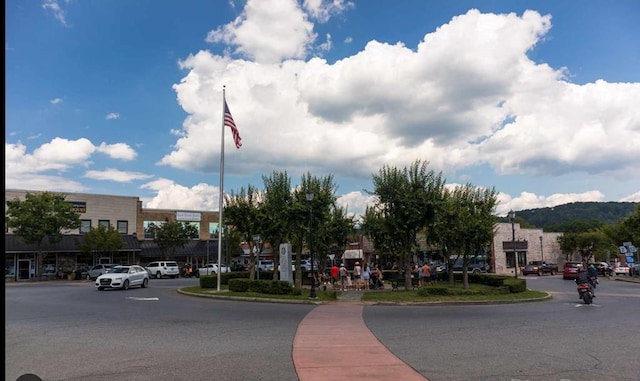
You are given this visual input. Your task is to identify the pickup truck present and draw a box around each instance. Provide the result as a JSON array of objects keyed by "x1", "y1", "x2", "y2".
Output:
[{"x1": 522, "y1": 261, "x2": 558, "y2": 276}]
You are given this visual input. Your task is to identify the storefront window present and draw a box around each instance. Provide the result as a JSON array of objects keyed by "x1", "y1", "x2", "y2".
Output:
[{"x1": 5, "y1": 258, "x2": 16, "y2": 278}]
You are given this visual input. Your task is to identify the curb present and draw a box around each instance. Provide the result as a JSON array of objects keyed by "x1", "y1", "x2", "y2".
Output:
[{"x1": 176, "y1": 288, "x2": 552, "y2": 306}]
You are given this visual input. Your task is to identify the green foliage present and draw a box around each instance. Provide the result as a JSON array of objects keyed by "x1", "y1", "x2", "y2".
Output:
[
  {"x1": 228, "y1": 278, "x2": 250, "y2": 292},
  {"x1": 417, "y1": 287, "x2": 449, "y2": 296},
  {"x1": 6, "y1": 191, "x2": 81, "y2": 246},
  {"x1": 79, "y1": 224, "x2": 124, "y2": 255},
  {"x1": 362, "y1": 160, "x2": 445, "y2": 286},
  {"x1": 557, "y1": 230, "x2": 614, "y2": 262},
  {"x1": 227, "y1": 278, "x2": 293, "y2": 294},
  {"x1": 515, "y1": 202, "x2": 637, "y2": 230},
  {"x1": 502, "y1": 277, "x2": 527, "y2": 293},
  {"x1": 149, "y1": 219, "x2": 199, "y2": 260}
]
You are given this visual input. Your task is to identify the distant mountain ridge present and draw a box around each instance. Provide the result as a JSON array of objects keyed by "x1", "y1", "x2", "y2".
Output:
[{"x1": 514, "y1": 202, "x2": 638, "y2": 229}]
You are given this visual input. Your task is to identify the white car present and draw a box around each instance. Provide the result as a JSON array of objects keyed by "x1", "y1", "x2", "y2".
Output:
[
  {"x1": 299, "y1": 259, "x2": 319, "y2": 271},
  {"x1": 613, "y1": 265, "x2": 629, "y2": 275},
  {"x1": 257, "y1": 260, "x2": 275, "y2": 272},
  {"x1": 96, "y1": 265, "x2": 149, "y2": 290},
  {"x1": 197, "y1": 263, "x2": 230, "y2": 276},
  {"x1": 145, "y1": 261, "x2": 179, "y2": 279}
]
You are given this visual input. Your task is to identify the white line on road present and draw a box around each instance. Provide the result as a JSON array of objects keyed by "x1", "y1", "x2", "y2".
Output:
[{"x1": 126, "y1": 297, "x2": 159, "y2": 301}]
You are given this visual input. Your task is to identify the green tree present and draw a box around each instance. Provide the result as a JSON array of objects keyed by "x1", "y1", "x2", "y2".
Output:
[
  {"x1": 292, "y1": 173, "x2": 343, "y2": 288},
  {"x1": 149, "y1": 219, "x2": 198, "y2": 260},
  {"x1": 362, "y1": 160, "x2": 445, "y2": 289},
  {"x1": 6, "y1": 191, "x2": 81, "y2": 277},
  {"x1": 224, "y1": 185, "x2": 262, "y2": 280},
  {"x1": 619, "y1": 204, "x2": 640, "y2": 245},
  {"x1": 79, "y1": 224, "x2": 124, "y2": 267},
  {"x1": 557, "y1": 231, "x2": 612, "y2": 263},
  {"x1": 260, "y1": 171, "x2": 294, "y2": 280}
]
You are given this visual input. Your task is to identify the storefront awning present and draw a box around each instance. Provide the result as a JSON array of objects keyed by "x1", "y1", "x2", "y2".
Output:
[{"x1": 343, "y1": 249, "x2": 363, "y2": 259}]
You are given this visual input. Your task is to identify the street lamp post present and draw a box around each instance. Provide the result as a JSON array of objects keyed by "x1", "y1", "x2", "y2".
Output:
[
  {"x1": 539, "y1": 236, "x2": 544, "y2": 262},
  {"x1": 508, "y1": 210, "x2": 518, "y2": 279},
  {"x1": 306, "y1": 190, "x2": 317, "y2": 299}
]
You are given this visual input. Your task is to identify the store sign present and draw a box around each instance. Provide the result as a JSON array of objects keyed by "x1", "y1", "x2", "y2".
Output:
[
  {"x1": 69, "y1": 201, "x2": 86, "y2": 213},
  {"x1": 176, "y1": 211, "x2": 201, "y2": 221}
]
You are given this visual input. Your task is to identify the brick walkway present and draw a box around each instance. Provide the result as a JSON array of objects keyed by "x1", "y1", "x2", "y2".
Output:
[{"x1": 292, "y1": 292, "x2": 429, "y2": 381}]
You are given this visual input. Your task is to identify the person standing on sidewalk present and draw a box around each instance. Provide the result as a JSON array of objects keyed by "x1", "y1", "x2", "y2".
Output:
[
  {"x1": 339, "y1": 264, "x2": 349, "y2": 291},
  {"x1": 353, "y1": 262, "x2": 363, "y2": 290},
  {"x1": 331, "y1": 263, "x2": 339, "y2": 287},
  {"x1": 362, "y1": 264, "x2": 371, "y2": 290},
  {"x1": 421, "y1": 262, "x2": 432, "y2": 286}
]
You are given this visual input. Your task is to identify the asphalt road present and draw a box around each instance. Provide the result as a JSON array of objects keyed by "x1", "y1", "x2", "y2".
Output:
[
  {"x1": 366, "y1": 275, "x2": 640, "y2": 381},
  {"x1": 5, "y1": 276, "x2": 640, "y2": 381}
]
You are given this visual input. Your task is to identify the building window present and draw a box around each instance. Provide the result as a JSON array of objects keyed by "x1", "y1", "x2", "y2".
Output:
[
  {"x1": 99, "y1": 220, "x2": 110, "y2": 229},
  {"x1": 506, "y1": 251, "x2": 527, "y2": 268},
  {"x1": 117, "y1": 220, "x2": 128, "y2": 234},
  {"x1": 144, "y1": 221, "x2": 164, "y2": 239},
  {"x1": 80, "y1": 220, "x2": 92, "y2": 234}
]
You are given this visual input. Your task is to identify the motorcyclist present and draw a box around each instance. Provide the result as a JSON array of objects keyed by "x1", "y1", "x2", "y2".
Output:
[
  {"x1": 575, "y1": 267, "x2": 594, "y2": 298},
  {"x1": 587, "y1": 264, "x2": 598, "y2": 287}
]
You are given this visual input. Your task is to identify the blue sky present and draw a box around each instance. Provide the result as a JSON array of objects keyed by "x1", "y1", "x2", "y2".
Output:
[{"x1": 5, "y1": 0, "x2": 640, "y2": 218}]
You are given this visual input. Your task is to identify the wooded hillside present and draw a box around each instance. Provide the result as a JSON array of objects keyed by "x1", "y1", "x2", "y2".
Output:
[{"x1": 514, "y1": 202, "x2": 638, "y2": 230}]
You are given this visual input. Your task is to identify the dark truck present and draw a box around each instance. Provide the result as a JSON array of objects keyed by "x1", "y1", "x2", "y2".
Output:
[{"x1": 522, "y1": 261, "x2": 559, "y2": 276}]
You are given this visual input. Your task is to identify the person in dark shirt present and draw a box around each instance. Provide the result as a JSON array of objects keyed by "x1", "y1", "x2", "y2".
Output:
[
  {"x1": 587, "y1": 264, "x2": 599, "y2": 286},
  {"x1": 575, "y1": 267, "x2": 594, "y2": 297}
]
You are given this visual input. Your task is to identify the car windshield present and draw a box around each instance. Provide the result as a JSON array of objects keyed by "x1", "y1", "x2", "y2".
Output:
[
  {"x1": 111, "y1": 267, "x2": 130, "y2": 274},
  {"x1": 566, "y1": 263, "x2": 581, "y2": 268}
]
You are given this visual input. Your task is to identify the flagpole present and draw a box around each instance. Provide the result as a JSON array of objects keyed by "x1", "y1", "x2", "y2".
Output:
[{"x1": 217, "y1": 86, "x2": 226, "y2": 292}]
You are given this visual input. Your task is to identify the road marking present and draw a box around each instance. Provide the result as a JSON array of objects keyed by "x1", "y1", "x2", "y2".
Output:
[
  {"x1": 126, "y1": 297, "x2": 159, "y2": 301},
  {"x1": 574, "y1": 303, "x2": 600, "y2": 307}
]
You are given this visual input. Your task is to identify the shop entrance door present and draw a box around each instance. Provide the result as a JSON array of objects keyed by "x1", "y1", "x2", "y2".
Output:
[{"x1": 18, "y1": 260, "x2": 31, "y2": 280}]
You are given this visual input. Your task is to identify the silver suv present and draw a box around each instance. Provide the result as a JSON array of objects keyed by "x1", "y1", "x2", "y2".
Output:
[
  {"x1": 87, "y1": 264, "x2": 117, "y2": 280},
  {"x1": 145, "y1": 261, "x2": 179, "y2": 279}
]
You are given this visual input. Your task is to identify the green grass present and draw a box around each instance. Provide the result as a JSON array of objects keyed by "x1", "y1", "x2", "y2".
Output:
[
  {"x1": 362, "y1": 283, "x2": 548, "y2": 303},
  {"x1": 181, "y1": 286, "x2": 338, "y2": 302},
  {"x1": 181, "y1": 283, "x2": 548, "y2": 303}
]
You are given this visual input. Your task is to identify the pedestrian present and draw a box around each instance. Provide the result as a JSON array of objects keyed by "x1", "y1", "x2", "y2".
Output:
[
  {"x1": 421, "y1": 262, "x2": 432, "y2": 286},
  {"x1": 339, "y1": 263, "x2": 349, "y2": 291},
  {"x1": 331, "y1": 263, "x2": 339, "y2": 287},
  {"x1": 353, "y1": 261, "x2": 363, "y2": 290},
  {"x1": 418, "y1": 264, "x2": 424, "y2": 286},
  {"x1": 430, "y1": 263, "x2": 438, "y2": 284},
  {"x1": 362, "y1": 264, "x2": 371, "y2": 290}
]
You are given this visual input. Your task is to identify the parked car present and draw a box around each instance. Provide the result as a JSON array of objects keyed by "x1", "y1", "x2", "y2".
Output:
[
  {"x1": 629, "y1": 264, "x2": 640, "y2": 277},
  {"x1": 257, "y1": 260, "x2": 275, "y2": 272},
  {"x1": 300, "y1": 259, "x2": 319, "y2": 271},
  {"x1": 75, "y1": 264, "x2": 91, "y2": 280},
  {"x1": 197, "y1": 263, "x2": 230, "y2": 276},
  {"x1": 145, "y1": 261, "x2": 179, "y2": 279},
  {"x1": 450, "y1": 258, "x2": 487, "y2": 274},
  {"x1": 522, "y1": 261, "x2": 559, "y2": 276},
  {"x1": 612, "y1": 264, "x2": 630, "y2": 276},
  {"x1": 562, "y1": 261, "x2": 583, "y2": 280},
  {"x1": 95, "y1": 265, "x2": 149, "y2": 290},
  {"x1": 87, "y1": 264, "x2": 117, "y2": 280}
]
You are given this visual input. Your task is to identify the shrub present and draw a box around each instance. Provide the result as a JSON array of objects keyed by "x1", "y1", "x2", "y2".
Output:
[
  {"x1": 504, "y1": 278, "x2": 527, "y2": 293},
  {"x1": 199, "y1": 275, "x2": 217, "y2": 288},
  {"x1": 229, "y1": 278, "x2": 250, "y2": 292},
  {"x1": 417, "y1": 287, "x2": 449, "y2": 296}
]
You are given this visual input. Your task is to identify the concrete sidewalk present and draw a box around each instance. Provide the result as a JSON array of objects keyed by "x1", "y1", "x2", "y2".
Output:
[{"x1": 293, "y1": 292, "x2": 429, "y2": 381}]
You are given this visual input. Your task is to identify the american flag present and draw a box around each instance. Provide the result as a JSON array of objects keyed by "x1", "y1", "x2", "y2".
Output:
[{"x1": 224, "y1": 99, "x2": 242, "y2": 149}]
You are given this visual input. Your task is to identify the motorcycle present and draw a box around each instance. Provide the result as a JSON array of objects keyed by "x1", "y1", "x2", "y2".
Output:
[{"x1": 577, "y1": 283, "x2": 593, "y2": 304}]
